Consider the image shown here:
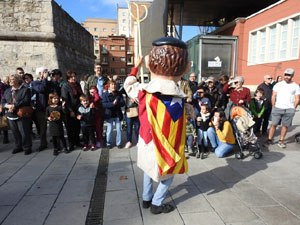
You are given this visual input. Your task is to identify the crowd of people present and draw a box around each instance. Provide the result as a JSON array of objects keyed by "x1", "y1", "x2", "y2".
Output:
[
  {"x1": 182, "y1": 69, "x2": 300, "y2": 159},
  {"x1": 0, "y1": 65, "x2": 140, "y2": 156},
  {"x1": 0, "y1": 64, "x2": 299, "y2": 158}
]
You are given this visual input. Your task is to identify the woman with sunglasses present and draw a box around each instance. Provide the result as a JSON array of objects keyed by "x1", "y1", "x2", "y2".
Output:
[
  {"x1": 193, "y1": 87, "x2": 211, "y2": 115},
  {"x1": 223, "y1": 76, "x2": 251, "y2": 108}
]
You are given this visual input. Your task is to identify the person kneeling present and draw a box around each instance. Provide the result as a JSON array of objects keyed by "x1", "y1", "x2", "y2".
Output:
[{"x1": 207, "y1": 109, "x2": 235, "y2": 158}]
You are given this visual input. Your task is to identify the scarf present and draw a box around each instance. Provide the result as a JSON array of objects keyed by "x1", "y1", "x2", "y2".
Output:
[
  {"x1": 68, "y1": 81, "x2": 82, "y2": 96},
  {"x1": 89, "y1": 86, "x2": 101, "y2": 108}
]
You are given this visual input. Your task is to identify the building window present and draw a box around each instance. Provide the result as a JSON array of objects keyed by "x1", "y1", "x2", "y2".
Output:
[
  {"x1": 250, "y1": 32, "x2": 257, "y2": 64},
  {"x1": 103, "y1": 28, "x2": 107, "y2": 32},
  {"x1": 122, "y1": 12, "x2": 126, "y2": 16},
  {"x1": 259, "y1": 29, "x2": 266, "y2": 62},
  {"x1": 95, "y1": 43, "x2": 99, "y2": 47},
  {"x1": 122, "y1": 19, "x2": 126, "y2": 23},
  {"x1": 248, "y1": 13, "x2": 300, "y2": 65},
  {"x1": 95, "y1": 50, "x2": 99, "y2": 54},
  {"x1": 291, "y1": 17, "x2": 300, "y2": 58},
  {"x1": 120, "y1": 68, "x2": 126, "y2": 73},
  {"x1": 111, "y1": 68, "x2": 116, "y2": 73},
  {"x1": 112, "y1": 28, "x2": 115, "y2": 32},
  {"x1": 120, "y1": 45, "x2": 125, "y2": 51},
  {"x1": 128, "y1": 56, "x2": 133, "y2": 64},
  {"x1": 94, "y1": 27, "x2": 98, "y2": 32},
  {"x1": 120, "y1": 57, "x2": 125, "y2": 62},
  {"x1": 102, "y1": 56, "x2": 107, "y2": 62},
  {"x1": 85, "y1": 27, "x2": 89, "y2": 31},
  {"x1": 94, "y1": 35, "x2": 99, "y2": 40},
  {"x1": 103, "y1": 68, "x2": 108, "y2": 74},
  {"x1": 110, "y1": 45, "x2": 116, "y2": 50},
  {"x1": 111, "y1": 57, "x2": 115, "y2": 62},
  {"x1": 128, "y1": 46, "x2": 133, "y2": 52},
  {"x1": 268, "y1": 25, "x2": 277, "y2": 61},
  {"x1": 279, "y1": 22, "x2": 288, "y2": 60}
]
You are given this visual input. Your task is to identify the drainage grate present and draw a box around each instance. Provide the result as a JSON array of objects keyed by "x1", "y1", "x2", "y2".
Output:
[{"x1": 86, "y1": 148, "x2": 109, "y2": 225}]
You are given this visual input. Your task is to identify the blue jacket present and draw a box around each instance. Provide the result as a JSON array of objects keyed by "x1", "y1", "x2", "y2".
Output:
[
  {"x1": 31, "y1": 79, "x2": 49, "y2": 111},
  {"x1": 102, "y1": 90, "x2": 125, "y2": 120}
]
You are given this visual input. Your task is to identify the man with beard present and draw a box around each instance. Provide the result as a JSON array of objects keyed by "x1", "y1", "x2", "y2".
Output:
[{"x1": 265, "y1": 68, "x2": 300, "y2": 148}]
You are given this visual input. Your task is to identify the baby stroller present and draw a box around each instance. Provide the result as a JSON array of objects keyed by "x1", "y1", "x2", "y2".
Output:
[{"x1": 230, "y1": 106, "x2": 263, "y2": 159}]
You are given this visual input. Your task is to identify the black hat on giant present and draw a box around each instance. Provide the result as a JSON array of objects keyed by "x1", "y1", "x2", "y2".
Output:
[{"x1": 152, "y1": 37, "x2": 187, "y2": 49}]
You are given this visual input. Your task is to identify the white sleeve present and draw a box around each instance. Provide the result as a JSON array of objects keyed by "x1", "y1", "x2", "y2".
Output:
[
  {"x1": 295, "y1": 84, "x2": 300, "y2": 95},
  {"x1": 124, "y1": 76, "x2": 141, "y2": 102},
  {"x1": 273, "y1": 83, "x2": 279, "y2": 92}
]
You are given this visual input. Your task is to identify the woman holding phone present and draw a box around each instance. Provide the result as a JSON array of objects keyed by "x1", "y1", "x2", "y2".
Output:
[{"x1": 207, "y1": 109, "x2": 235, "y2": 158}]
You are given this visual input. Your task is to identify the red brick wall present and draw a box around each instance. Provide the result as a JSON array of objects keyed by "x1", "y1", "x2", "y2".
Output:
[{"x1": 217, "y1": 0, "x2": 300, "y2": 85}]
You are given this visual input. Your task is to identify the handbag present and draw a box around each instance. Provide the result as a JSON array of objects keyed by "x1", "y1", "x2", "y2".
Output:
[
  {"x1": 17, "y1": 106, "x2": 34, "y2": 118},
  {"x1": 126, "y1": 107, "x2": 139, "y2": 118},
  {"x1": 0, "y1": 116, "x2": 9, "y2": 130}
]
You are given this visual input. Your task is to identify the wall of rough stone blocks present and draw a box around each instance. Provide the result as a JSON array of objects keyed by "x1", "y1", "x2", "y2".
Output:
[{"x1": 0, "y1": 0, "x2": 95, "y2": 80}]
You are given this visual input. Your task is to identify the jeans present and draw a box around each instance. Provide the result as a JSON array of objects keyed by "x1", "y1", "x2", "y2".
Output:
[
  {"x1": 186, "y1": 135, "x2": 194, "y2": 149},
  {"x1": 106, "y1": 117, "x2": 121, "y2": 146},
  {"x1": 207, "y1": 127, "x2": 234, "y2": 158},
  {"x1": 126, "y1": 116, "x2": 140, "y2": 143},
  {"x1": 142, "y1": 173, "x2": 174, "y2": 206},
  {"x1": 197, "y1": 129, "x2": 208, "y2": 146},
  {"x1": 8, "y1": 117, "x2": 32, "y2": 151}
]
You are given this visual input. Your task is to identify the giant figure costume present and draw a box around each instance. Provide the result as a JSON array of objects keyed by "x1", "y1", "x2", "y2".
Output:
[{"x1": 124, "y1": 37, "x2": 189, "y2": 214}]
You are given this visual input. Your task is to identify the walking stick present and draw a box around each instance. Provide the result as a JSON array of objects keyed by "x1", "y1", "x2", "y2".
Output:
[{"x1": 126, "y1": 0, "x2": 148, "y2": 83}]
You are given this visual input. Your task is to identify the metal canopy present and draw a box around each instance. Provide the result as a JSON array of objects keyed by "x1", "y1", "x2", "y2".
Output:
[{"x1": 168, "y1": 0, "x2": 281, "y2": 26}]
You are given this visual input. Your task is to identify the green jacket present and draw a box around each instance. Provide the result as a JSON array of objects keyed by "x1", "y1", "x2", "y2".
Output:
[
  {"x1": 250, "y1": 98, "x2": 265, "y2": 117},
  {"x1": 186, "y1": 122, "x2": 196, "y2": 136},
  {"x1": 84, "y1": 74, "x2": 109, "y2": 96}
]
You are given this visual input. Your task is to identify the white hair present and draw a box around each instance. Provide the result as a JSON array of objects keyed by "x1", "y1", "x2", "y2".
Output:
[{"x1": 35, "y1": 67, "x2": 47, "y2": 76}]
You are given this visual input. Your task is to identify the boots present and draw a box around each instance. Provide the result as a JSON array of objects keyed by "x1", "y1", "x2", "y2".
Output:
[{"x1": 53, "y1": 148, "x2": 59, "y2": 156}]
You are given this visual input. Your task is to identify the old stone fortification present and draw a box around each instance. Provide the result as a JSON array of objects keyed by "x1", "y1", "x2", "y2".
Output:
[{"x1": 0, "y1": 0, "x2": 95, "y2": 79}]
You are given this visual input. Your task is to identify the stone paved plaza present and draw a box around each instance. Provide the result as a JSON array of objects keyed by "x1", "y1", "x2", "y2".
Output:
[{"x1": 0, "y1": 109, "x2": 300, "y2": 225}]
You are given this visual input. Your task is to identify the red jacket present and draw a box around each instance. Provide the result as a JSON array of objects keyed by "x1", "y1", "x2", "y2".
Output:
[{"x1": 223, "y1": 83, "x2": 251, "y2": 106}]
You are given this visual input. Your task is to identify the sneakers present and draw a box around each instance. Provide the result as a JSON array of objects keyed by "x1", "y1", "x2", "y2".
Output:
[
  {"x1": 150, "y1": 204, "x2": 174, "y2": 214},
  {"x1": 263, "y1": 139, "x2": 273, "y2": 147},
  {"x1": 91, "y1": 144, "x2": 95, "y2": 151},
  {"x1": 125, "y1": 142, "x2": 132, "y2": 149},
  {"x1": 277, "y1": 141, "x2": 287, "y2": 148},
  {"x1": 96, "y1": 142, "x2": 102, "y2": 148},
  {"x1": 83, "y1": 144, "x2": 88, "y2": 151}
]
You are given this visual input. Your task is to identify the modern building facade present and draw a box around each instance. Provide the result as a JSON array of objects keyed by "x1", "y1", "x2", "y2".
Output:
[
  {"x1": 81, "y1": 18, "x2": 118, "y2": 62},
  {"x1": 213, "y1": 0, "x2": 300, "y2": 85},
  {"x1": 100, "y1": 35, "x2": 134, "y2": 81},
  {"x1": 117, "y1": 6, "x2": 131, "y2": 37}
]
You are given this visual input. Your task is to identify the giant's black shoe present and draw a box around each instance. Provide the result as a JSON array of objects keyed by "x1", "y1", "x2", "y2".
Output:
[
  {"x1": 150, "y1": 204, "x2": 174, "y2": 214},
  {"x1": 12, "y1": 148, "x2": 23, "y2": 154}
]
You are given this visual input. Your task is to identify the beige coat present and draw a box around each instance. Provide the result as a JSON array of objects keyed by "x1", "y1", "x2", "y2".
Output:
[{"x1": 124, "y1": 76, "x2": 187, "y2": 182}]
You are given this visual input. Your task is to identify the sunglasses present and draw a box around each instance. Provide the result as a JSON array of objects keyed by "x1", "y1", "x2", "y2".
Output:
[
  {"x1": 198, "y1": 92, "x2": 204, "y2": 94},
  {"x1": 266, "y1": 78, "x2": 272, "y2": 80},
  {"x1": 234, "y1": 82, "x2": 239, "y2": 84},
  {"x1": 284, "y1": 74, "x2": 292, "y2": 76}
]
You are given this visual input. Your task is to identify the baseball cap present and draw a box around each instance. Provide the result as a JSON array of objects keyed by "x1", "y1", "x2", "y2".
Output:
[
  {"x1": 205, "y1": 76, "x2": 215, "y2": 83},
  {"x1": 284, "y1": 68, "x2": 294, "y2": 76}
]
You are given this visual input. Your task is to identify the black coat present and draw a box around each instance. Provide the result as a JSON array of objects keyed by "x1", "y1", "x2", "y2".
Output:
[
  {"x1": 1, "y1": 84, "x2": 31, "y2": 119},
  {"x1": 102, "y1": 90, "x2": 125, "y2": 120},
  {"x1": 257, "y1": 82, "x2": 273, "y2": 109},
  {"x1": 61, "y1": 82, "x2": 82, "y2": 113}
]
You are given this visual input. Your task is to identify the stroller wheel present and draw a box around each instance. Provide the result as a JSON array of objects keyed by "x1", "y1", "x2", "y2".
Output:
[
  {"x1": 235, "y1": 152, "x2": 244, "y2": 160},
  {"x1": 254, "y1": 152, "x2": 263, "y2": 159},
  {"x1": 295, "y1": 134, "x2": 300, "y2": 143}
]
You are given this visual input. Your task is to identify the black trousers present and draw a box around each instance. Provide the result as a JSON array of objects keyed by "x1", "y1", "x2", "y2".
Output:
[
  {"x1": 35, "y1": 110, "x2": 47, "y2": 147},
  {"x1": 52, "y1": 136, "x2": 67, "y2": 149},
  {"x1": 82, "y1": 126, "x2": 96, "y2": 145},
  {"x1": 8, "y1": 118, "x2": 32, "y2": 151},
  {"x1": 261, "y1": 108, "x2": 272, "y2": 133},
  {"x1": 65, "y1": 115, "x2": 81, "y2": 147}
]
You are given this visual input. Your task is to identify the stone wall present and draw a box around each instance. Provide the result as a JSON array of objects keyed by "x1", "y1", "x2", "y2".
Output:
[{"x1": 0, "y1": 0, "x2": 95, "y2": 79}]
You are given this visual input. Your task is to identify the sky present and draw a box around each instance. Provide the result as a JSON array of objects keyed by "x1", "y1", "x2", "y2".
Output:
[{"x1": 55, "y1": 0, "x2": 199, "y2": 41}]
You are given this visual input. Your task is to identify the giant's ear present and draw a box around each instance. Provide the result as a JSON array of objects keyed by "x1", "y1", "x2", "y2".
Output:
[{"x1": 183, "y1": 61, "x2": 191, "y2": 75}]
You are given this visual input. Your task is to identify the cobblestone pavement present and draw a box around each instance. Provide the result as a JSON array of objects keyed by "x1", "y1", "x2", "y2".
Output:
[{"x1": 0, "y1": 109, "x2": 300, "y2": 225}]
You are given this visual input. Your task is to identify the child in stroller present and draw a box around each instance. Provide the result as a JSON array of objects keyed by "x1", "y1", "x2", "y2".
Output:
[{"x1": 230, "y1": 106, "x2": 263, "y2": 159}]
